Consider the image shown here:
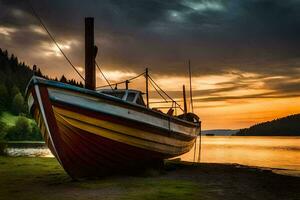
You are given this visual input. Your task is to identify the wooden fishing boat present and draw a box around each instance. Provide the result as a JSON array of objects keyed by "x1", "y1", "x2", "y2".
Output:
[
  {"x1": 25, "y1": 17, "x2": 201, "y2": 179},
  {"x1": 25, "y1": 77, "x2": 200, "y2": 178}
]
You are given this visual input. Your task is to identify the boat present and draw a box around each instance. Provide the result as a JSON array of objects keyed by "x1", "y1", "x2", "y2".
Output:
[{"x1": 25, "y1": 17, "x2": 201, "y2": 179}]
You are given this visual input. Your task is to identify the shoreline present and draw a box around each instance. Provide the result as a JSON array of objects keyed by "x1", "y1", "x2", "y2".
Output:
[
  {"x1": 4, "y1": 148, "x2": 300, "y2": 178},
  {"x1": 1, "y1": 156, "x2": 300, "y2": 200},
  {"x1": 170, "y1": 159, "x2": 300, "y2": 177}
]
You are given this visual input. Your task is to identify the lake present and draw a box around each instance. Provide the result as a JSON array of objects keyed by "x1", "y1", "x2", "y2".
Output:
[
  {"x1": 6, "y1": 136, "x2": 300, "y2": 176},
  {"x1": 180, "y1": 136, "x2": 300, "y2": 176}
]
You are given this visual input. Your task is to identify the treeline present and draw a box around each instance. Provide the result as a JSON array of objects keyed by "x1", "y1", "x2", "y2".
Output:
[
  {"x1": 236, "y1": 114, "x2": 300, "y2": 136},
  {"x1": 0, "y1": 48, "x2": 83, "y2": 113},
  {"x1": 0, "y1": 117, "x2": 42, "y2": 141},
  {"x1": 0, "y1": 48, "x2": 83, "y2": 141}
]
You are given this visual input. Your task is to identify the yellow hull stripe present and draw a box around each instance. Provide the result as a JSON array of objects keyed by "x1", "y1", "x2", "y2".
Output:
[
  {"x1": 53, "y1": 107, "x2": 194, "y2": 155},
  {"x1": 53, "y1": 106, "x2": 194, "y2": 147}
]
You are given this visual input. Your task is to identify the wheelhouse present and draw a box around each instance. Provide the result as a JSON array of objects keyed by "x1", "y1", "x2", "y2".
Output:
[{"x1": 97, "y1": 89, "x2": 146, "y2": 107}]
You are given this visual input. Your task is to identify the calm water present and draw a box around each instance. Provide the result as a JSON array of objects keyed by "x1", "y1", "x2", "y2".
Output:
[
  {"x1": 180, "y1": 136, "x2": 300, "y2": 176},
  {"x1": 6, "y1": 147, "x2": 52, "y2": 157},
  {"x1": 6, "y1": 136, "x2": 300, "y2": 176}
]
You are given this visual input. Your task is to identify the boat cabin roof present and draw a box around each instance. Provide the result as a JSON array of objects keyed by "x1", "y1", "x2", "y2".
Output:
[{"x1": 97, "y1": 89, "x2": 146, "y2": 107}]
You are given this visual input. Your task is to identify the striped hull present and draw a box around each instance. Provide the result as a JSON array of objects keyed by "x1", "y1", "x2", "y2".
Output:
[
  {"x1": 26, "y1": 77, "x2": 200, "y2": 178},
  {"x1": 34, "y1": 107, "x2": 166, "y2": 177}
]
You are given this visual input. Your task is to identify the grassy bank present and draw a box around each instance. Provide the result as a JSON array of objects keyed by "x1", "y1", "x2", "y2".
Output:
[
  {"x1": 0, "y1": 112, "x2": 19, "y2": 127},
  {"x1": 0, "y1": 157, "x2": 300, "y2": 200},
  {"x1": 0, "y1": 111, "x2": 42, "y2": 141}
]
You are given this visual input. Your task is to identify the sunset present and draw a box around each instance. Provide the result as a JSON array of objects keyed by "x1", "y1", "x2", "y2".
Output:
[
  {"x1": 1, "y1": 0, "x2": 300, "y2": 129},
  {"x1": 1, "y1": 1, "x2": 300, "y2": 199}
]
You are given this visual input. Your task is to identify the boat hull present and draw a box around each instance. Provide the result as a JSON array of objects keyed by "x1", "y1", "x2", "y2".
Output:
[{"x1": 26, "y1": 77, "x2": 200, "y2": 178}]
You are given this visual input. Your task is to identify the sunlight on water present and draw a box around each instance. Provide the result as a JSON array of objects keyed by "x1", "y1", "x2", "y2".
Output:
[
  {"x1": 6, "y1": 136, "x2": 300, "y2": 176},
  {"x1": 6, "y1": 148, "x2": 53, "y2": 157},
  {"x1": 179, "y1": 136, "x2": 300, "y2": 176}
]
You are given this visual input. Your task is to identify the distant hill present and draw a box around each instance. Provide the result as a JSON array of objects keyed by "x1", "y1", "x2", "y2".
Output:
[
  {"x1": 236, "y1": 114, "x2": 300, "y2": 136},
  {"x1": 202, "y1": 129, "x2": 238, "y2": 136}
]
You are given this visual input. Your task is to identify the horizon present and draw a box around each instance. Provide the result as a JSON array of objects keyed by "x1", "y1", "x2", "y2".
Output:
[{"x1": 1, "y1": 0, "x2": 300, "y2": 129}]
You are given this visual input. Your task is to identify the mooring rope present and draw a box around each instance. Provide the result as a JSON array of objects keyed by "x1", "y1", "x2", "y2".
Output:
[{"x1": 27, "y1": 0, "x2": 85, "y2": 81}]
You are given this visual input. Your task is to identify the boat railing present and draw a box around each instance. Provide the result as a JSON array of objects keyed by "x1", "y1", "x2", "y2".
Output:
[{"x1": 149, "y1": 100, "x2": 183, "y2": 116}]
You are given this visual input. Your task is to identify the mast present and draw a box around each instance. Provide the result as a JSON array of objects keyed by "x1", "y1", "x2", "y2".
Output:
[
  {"x1": 145, "y1": 68, "x2": 149, "y2": 108},
  {"x1": 183, "y1": 85, "x2": 187, "y2": 114},
  {"x1": 188, "y1": 60, "x2": 194, "y2": 113},
  {"x1": 125, "y1": 80, "x2": 129, "y2": 90},
  {"x1": 85, "y1": 17, "x2": 96, "y2": 90}
]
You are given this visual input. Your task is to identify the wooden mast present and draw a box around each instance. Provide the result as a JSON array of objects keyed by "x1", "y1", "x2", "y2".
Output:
[
  {"x1": 183, "y1": 85, "x2": 187, "y2": 114},
  {"x1": 145, "y1": 68, "x2": 149, "y2": 108},
  {"x1": 85, "y1": 17, "x2": 96, "y2": 90}
]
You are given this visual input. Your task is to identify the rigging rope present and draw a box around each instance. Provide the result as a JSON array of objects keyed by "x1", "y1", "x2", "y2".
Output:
[
  {"x1": 95, "y1": 61, "x2": 114, "y2": 90},
  {"x1": 148, "y1": 75, "x2": 184, "y2": 112},
  {"x1": 28, "y1": 1, "x2": 85, "y2": 81},
  {"x1": 96, "y1": 71, "x2": 145, "y2": 89},
  {"x1": 148, "y1": 78, "x2": 168, "y2": 102}
]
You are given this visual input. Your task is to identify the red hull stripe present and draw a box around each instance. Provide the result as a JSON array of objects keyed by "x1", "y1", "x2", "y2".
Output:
[
  {"x1": 58, "y1": 113, "x2": 191, "y2": 148},
  {"x1": 54, "y1": 116, "x2": 167, "y2": 178},
  {"x1": 51, "y1": 100, "x2": 195, "y2": 142}
]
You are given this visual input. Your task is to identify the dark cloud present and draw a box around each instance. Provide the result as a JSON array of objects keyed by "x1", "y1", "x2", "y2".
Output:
[{"x1": 0, "y1": 0, "x2": 300, "y2": 101}]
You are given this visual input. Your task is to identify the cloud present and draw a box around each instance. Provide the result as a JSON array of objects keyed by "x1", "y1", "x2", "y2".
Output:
[
  {"x1": 0, "y1": 26, "x2": 16, "y2": 36},
  {"x1": 1, "y1": 0, "x2": 300, "y2": 104}
]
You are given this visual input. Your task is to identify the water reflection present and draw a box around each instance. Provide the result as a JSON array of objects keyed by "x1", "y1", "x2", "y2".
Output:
[
  {"x1": 6, "y1": 148, "x2": 52, "y2": 157},
  {"x1": 180, "y1": 136, "x2": 300, "y2": 174},
  {"x1": 6, "y1": 136, "x2": 300, "y2": 176}
]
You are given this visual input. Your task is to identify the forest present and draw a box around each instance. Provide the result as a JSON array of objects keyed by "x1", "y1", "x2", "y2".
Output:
[
  {"x1": 0, "y1": 48, "x2": 83, "y2": 141},
  {"x1": 236, "y1": 114, "x2": 300, "y2": 136}
]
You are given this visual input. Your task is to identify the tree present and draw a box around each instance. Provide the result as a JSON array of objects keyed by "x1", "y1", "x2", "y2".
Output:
[
  {"x1": 0, "y1": 120, "x2": 7, "y2": 139},
  {"x1": 30, "y1": 122, "x2": 42, "y2": 140},
  {"x1": 10, "y1": 85, "x2": 20, "y2": 101},
  {"x1": 0, "y1": 84, "x2": 8, "y2": 111},
  {"x1": 11, "y1": 93, "x2": 24, "y2": 115},
  {"x1": 5, "y1": 116, "x2": 31, "y2": 141},
  {"x1": 60, "y1": 75, "x2": 67, "y2": 83},
  {"x1": 4, "y1": 117, "x2": 43, "y2": 141}
]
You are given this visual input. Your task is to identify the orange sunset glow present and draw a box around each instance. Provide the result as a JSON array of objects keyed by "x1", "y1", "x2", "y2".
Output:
[
  {"x1": 2, "y1": 1, "x2": 300, "y2": 200},
  {"x1": 1, "y1": 0, "x2": 300, "y2": 130}
]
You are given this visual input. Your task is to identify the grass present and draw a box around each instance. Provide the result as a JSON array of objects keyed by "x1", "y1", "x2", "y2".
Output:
[
  {"x1": 1, "y1": 156, "x2": 300, "y2": 200},
  {"x1": 0, "y1": 157, "x2": 206, "y2": 200}
]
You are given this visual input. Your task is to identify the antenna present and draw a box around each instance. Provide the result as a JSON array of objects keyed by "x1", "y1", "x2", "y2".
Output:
[
  {"x1": 183, "y1": 85, "x2": 187, "y2": 114},
  {"x1": 188, "y1": 60, "x2": 194, "y2": 113}
]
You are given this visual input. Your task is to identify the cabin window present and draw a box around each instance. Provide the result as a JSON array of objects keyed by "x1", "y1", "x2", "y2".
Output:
[
  {"x1": 136, "y1": 95, "x2": 145, "y2": 106},
  {"x1": 101, "y1": 91, "x2": 125, "y2": 99},
  {"x1": 113, "y1": 92, "x2": 125, "y2": 99},
  {"x1": 126, "y1": 92, "x2": 136, "y2": 102}
]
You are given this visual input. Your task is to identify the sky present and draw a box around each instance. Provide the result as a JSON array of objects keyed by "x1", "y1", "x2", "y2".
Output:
[{"x1": 1, "y1": 0, "x2": 300, "y2": 130}]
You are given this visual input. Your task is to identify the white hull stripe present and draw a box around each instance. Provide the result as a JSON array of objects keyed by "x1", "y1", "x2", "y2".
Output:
[{"x1": 34, "y1": 85, "x2": 63, "y2": 165}]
